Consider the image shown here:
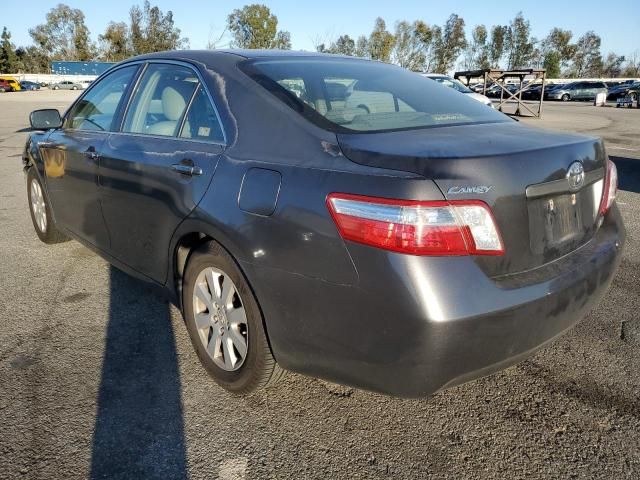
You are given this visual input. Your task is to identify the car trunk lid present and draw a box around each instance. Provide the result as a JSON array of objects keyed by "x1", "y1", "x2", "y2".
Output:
[{"x1": 336, "y1": 121, "x2": 607, "y2": 276}]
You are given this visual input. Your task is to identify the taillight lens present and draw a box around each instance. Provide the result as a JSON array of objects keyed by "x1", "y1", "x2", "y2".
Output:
[
  {"x1": 326, "y1": 193, "x2": 504, "y2": 256},
  {"x1": 599, "y1": 159, "x2": 618, "y2": 215}
]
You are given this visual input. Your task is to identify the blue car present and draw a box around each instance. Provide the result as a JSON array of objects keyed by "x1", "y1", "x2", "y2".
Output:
[{"x1": 20, "y1": 81, "x2": 41, "y2": 91}]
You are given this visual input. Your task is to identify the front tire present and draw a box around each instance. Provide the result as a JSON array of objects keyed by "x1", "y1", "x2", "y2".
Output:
[
  {"x1": 27, "y1": 168, "x2": 68, "y2": 244},
  {"x1": 561, "y1": 94, "x2": 570, "y2": 102},
  {"x1": 182, "y1": 241, "x2": 284, "y2": 394}
]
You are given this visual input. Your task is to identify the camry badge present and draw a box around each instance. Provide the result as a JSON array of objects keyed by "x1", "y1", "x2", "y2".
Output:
[
  {"x1": 566, "y1": 161, "x2": 585, "y2": 191},
  {"x1": 447, "y1": 185, "x2": 494, "y2": 195}
]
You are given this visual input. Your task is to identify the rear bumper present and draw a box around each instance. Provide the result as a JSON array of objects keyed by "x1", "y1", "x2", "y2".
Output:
[{"x1": 243, "y1": 206, "x2": 625, "y2": 397}]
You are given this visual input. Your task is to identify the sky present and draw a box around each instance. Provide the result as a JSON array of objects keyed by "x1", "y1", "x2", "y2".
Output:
[{"x1": 2, "y1": 0, "x2": 639, "y2": 57}]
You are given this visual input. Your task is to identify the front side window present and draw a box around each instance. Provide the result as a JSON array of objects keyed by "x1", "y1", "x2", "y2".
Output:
[
  {"x1": 241, "y1": 58, "x2": 508, "y2": 133},
  {"x1": 123, "y1": 64, "x2": 198, "y2": 137},
  {"x1": 66, "y1": 65, "x2": 137, "y2": 131}
]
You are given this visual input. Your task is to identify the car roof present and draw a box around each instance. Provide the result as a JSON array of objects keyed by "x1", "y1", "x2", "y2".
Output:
[{"x1": 127, "y1": 49, "x2": 353, "y2": 63}]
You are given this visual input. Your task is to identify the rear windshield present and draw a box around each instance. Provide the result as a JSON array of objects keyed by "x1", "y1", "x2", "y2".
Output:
[{"x1": 240, "y1": 58, "x2": 509, "y2": 133}]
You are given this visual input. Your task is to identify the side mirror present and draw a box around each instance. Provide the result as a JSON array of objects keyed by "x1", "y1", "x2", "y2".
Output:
[{"x1": 30, "y1": 109, "x2": 62, "y2": 130}]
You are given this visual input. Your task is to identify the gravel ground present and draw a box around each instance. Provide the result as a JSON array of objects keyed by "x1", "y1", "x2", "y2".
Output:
[{"x1": 0, "y1": 90, "x2": 639, "y2": 479}]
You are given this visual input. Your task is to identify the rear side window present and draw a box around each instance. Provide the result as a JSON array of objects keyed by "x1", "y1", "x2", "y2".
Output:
[
  {"x1": 179, "y1": 86, "x2": 225, "y2": 143},
  {"x1": 123, "y1": 64, "x2": 198, "y2": 137},
  {"x1": 66, "y1": 65, "x2": 137, "y2": 131},
  {"x1": 241, "y1": 58, "x2": 508, "y2": 133}
]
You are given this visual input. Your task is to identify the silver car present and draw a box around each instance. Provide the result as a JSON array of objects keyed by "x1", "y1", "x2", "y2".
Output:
[
  {"x1": 545, "y1": 81, "x2": 608, "y2": 101},
  {"x1": 50, "y1": 80, "x2": 84, "y2": 91},
  {"x1": 422, "y1": 74, "x2": 494, "y2": 107}
]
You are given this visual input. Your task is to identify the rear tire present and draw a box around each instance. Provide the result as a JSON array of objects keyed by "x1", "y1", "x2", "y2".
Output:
[
  {"x1": 182, "y1": 240, "x2": 285, "y2": 394},
  {"x1": 27, "y1": 168, "x2": 68, "y2": 244}
]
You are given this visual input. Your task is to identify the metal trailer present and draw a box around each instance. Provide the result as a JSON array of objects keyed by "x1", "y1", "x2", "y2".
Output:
[{"x1": 454, "y1": 68, "x2": 547, "y2": 118}]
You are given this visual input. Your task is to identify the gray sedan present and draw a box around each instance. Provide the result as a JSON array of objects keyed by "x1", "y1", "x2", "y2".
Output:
[
  {"x1": 50, "y1": 80, "x2": 84, "y2": 91},
  {"x1": 545, "y1": 81, "x2": 608, "y2": 101}
]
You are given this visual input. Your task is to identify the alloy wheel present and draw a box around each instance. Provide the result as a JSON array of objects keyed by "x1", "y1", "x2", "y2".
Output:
[
  {"x1": 30, "y1": 179, "x2": 47, "y2": 233},
  {"x1": 192, "y1": 266, "x2": 249, "y2": 371}
]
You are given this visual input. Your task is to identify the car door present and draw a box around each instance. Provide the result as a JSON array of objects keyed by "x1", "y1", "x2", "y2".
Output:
[
  {"x1": 42, "y1": 64, "x2": 140, "y2": 249},
  {"x1": 99, "y1": 62, "x2": 224, "y2": 283}
]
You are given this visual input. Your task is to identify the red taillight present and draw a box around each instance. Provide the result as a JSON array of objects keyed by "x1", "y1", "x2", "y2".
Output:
[
  {"x1": 326, "y1": 193, "x2": 504, "y2": 256},
  {"x1": 599, "y1": 159, "x2": 618, "y2": 215}
]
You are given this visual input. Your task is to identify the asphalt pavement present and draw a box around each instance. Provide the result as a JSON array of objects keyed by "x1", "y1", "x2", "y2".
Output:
[{"x1": 0, "y1": 90, "x2": 639, "y2": 479}]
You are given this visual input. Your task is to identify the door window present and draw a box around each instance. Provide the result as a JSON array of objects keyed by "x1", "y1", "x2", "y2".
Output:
[
  {"x1": 179, "y1": 86, "x2": 225, "y2": 143},
  {"x1": 66, "y1": 65, "x2": 137, "y2": 131},
  {"x1": 123, "y1": 64, "x2": 199, "y2": 137}
]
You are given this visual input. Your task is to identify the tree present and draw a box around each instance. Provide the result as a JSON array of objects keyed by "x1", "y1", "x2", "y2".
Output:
[
  {"x1": 15, "y1": 46, "x2": 50, "y2": 73},
  {"x1": 505, "y1": 12, "x2": 534, "y2": 69},
  {"x1": 29, "y1": 4, "x2": 95, "y2": 61},
  {"x1": 368, "y1": 18, "x2": 395, "y2": 62},
  {"x1": 227, "y1": 4, "x2": 291, "y2": 49},
  {"x1": 623, "y1": 50, "x2": 640, "y2": 77},
  {"x1": 571, "y1": 31, "x2": 602, "y2": 77},
  {"x1": 489, "y1": 25, "x2": 507, "y2": 67},
  {"x1": 432, "y1": 14, "x2": 466, "y2": 73},
  {"x1": 601, "y1": 52, "x2": 625, "y2": 77},
  {"x1": 543, "y1": 50, "x2": 561, "y2": 78},
  {"x1": 321, "y1": 34, "x2": 356, "y2": 56},
  {"x1": 463, "y1": 25, "x2": 489, "y2": 70},
  {"x1": 542, "y1": 28, "x2": 576, "y2": 70},
  {"x1": 413, "y1": 21, "x2": 438, "y2": 71},
  {"x1": 0, "y1": 27, "x2": 19, "y2": 73},
  {"x1": 129, "y1": 1, "x2": 188, "y2": 55},
  {"x1": 98, "y1": 22, "x2": 130, "y2": 61},
  {"x1": 355, "y1": 35, "x2": 369, "y2": 58},
  {"x1": 392, "y1": 21, "x2": 425, "y2": 70}
]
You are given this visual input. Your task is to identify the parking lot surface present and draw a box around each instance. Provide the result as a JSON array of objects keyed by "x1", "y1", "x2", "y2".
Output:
[{"x1": 1, "y1": 90, "x2": 639, "y2": 479}]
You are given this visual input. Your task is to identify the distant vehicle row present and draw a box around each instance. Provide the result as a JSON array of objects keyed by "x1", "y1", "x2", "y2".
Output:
[
  {"x1": 0, "y1": 77, "x2": 94, "y2": 92},
  {"x1": 468, "y1": 79, "x2": 639, "y2": 102}
]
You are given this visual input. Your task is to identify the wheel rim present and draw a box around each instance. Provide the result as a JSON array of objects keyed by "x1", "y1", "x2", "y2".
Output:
[
  {"x1": 30, "y1": 179, "x2": 47, "y2": 233},
  {"x1": 192, "y1": 266, "x2": 248, "y2": 371}
]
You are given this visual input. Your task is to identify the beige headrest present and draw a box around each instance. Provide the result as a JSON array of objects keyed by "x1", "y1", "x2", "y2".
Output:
[{"x1": 161, "y1": 86, "x2": 187, "y2": 121}]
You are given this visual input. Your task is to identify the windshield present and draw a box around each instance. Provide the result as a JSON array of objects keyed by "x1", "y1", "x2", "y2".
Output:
[
  {"x1": 430, "y1": 76, "x2": 473, "y2": 94},
  {"x1": 241, "y1": 58, "x2": 508, "y2": 133}
]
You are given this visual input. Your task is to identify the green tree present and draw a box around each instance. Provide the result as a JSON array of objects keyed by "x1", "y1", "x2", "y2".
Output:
[
  {"x1": 464, "y1": 25, "x2": 489, "y2": 70},
  {"x1": 15, "y1": 46, "x2": 50, "y2": 73},
  {"x1": 98, "y1": 22, "x2": 130, "y2": 61},
  {"x1": 355, "y1": 35, "x2": 369, "y2": 58},
  {"x1": 129, "y1": 1, "x2": 188, "y2": 55},
  {"x1": 622, "y1": 51, "x2": 640, "y2": 77},
  {"x1": 601, "y1": 52, "x2": 625, "y2": 77},
  {"x1": 392, "y1": 21, "x2": 425, "y2": 70},
  {"x1": 571, "y1": 31, "x2": 602, "y2": 77},
  {"x1": 29, "y1": 4, "x2": 95, "y2": 61},
  {"x1": 227, "y1": 4, "x2": 291, "y2": 49},
  {"x1": 368, "y1": 17, "x2": 395, "y2": 62},
  {"x1": 505, "y1": 12, "x2": 534, "y2": 69},
  {"x1": 489, "y1": 25, "x2": 507, "y2": 67},
  {"x1": 542, "y1": 28, "x2": 576, "y2": 70},
  {"x1": 543, "y1": 50, "x2": 561, "y2": 78},
  {"x1": 413, "y1": 21, "x2": 438, "y2": 71},
  {"x1": 0, "y1": 27, "x2": 19, "y2": 73},
  {"x1": 432, "y1": 14, "x2": 466, "y2": 73}
]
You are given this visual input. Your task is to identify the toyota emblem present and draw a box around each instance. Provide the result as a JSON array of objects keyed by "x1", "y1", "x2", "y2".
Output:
[{"x1": 566, "y1": 161, "x2": 585, "y2": 191}]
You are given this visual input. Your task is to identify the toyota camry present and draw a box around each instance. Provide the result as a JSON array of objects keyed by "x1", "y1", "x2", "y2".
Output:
[{"x1": 23, "y1": 50, "x2": 625, "y2": 397}]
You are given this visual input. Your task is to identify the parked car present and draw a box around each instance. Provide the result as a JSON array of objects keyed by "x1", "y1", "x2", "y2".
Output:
[
  {"x1": 422, "y1": 73, "x2": 493, "y2": 107},
  {"x1": 49, "y1": 80, "x2": 84, "y2": 90},
  {"x1": 607, "y1": 81, "x2": 640, "y2": 100},
  {"x1": 545, "y1": 81, "x2": 608, "y2": 101},
  {"x1": 0, "y1": 76, "x2": 21, "y2": 91},
  {"x1": 0, "y1": 79, "x2": 12, "y2": 92},
  {"x1": 20, "y1": 80, "x2": 41, "y2": 91},
  {"x1": 23, "y1": 50, "x2": 624, "y2": 397}
]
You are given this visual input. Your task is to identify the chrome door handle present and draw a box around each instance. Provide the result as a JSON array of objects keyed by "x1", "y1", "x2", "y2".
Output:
[{"x1": 171, "y1": 163, "x2": 203, "y2": 176}]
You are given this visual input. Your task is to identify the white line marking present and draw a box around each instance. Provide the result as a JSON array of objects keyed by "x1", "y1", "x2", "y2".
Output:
[{"x1": 608, "y1": 146, "x2": 636, "y2": 151}]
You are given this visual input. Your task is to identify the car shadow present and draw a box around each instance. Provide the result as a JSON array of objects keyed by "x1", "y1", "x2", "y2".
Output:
[
  {"x1": 89, "y1": 266, "x2": 187, "y2": 479},
  {"x1": 609, "y1": 156, "x2": 640, "y2": 194}
]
